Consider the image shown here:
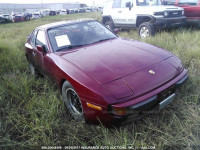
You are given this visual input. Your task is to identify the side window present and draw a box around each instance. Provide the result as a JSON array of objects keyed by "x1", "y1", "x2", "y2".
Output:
[
  {"x1": 121, "y1": 0, "x2": 133, "y2": 8},
  {"x1": 113, "y1": 0, "x2": 121, "y2": 8},
  {"x1": 30, "y1": 30, "x2": 37, "y2": 47},
  {"x1": 36, "y1": 30, "x2": 46, "y2": 46}
]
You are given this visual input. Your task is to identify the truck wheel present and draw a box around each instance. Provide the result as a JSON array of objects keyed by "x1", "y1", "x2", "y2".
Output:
[
  {"x1": 105, "y1": 21, "x2": 115, "y2": 31},
  {"x1": 138, "y1": 22, "x2": 155, "y2": 39}
]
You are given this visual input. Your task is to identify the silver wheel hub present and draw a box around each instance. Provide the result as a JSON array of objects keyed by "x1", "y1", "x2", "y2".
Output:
[
  {"x1": 140, "y1": 27, "x2": 150, "y2": 39},
  {"x1": 106, "y1": 25, "x2": 111, "y2": 30},
  {"x1": 66, "y1": 88, "x2": 82, "y2": 116}
]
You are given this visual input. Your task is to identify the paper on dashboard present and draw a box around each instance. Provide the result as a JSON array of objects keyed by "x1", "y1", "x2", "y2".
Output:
[{"x1": 55, "y1": 35, "x2": 71, "y2": 47}]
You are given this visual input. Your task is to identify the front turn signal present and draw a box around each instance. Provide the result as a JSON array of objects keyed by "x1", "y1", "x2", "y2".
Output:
[{"x1": 87, "y1": 102, "x2": 102, "y2": 111}]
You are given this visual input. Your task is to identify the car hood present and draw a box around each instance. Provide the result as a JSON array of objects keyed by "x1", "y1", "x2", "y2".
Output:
[
  {"x1": 56, "y1": 38, "x2": 181, "y2": 99},
  {"x1": 56, "y1": 38, "x2": 173, "y2": 84}
]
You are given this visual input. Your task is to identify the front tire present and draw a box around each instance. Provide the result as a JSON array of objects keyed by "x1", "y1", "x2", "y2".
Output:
[
  {"x1": 138, "y1": 22, "x2": 155, "y2": 39},
  {"x1": 28, "y1": 61, "x2": 42, "y2": 76},
  {"x1": 29, "y1": 62, "x2": 36, "y2": 75},
  {"x1": 105, "y1": 21, "x2": 115, "y2": 31},
  {"x1": 62, "y1": 81, "x2": 84, "y2": 121}
]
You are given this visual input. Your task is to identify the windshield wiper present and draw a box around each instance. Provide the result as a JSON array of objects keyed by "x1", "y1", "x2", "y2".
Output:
[
  {"x1": 56, "y1": 37, "x2": 116, "y2": 52},
  {"x1": 91, "y1": 37, "x2": 116, "y2": 44},
  {"x1": 56, "y1": 43, "x2": 88, "y2": 52}
]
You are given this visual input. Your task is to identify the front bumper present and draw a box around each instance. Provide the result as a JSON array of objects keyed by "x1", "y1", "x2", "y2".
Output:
[
  {"x1": 109, "y1": 70, "x2": 188, "y2": 126},
  {"x1": 154, "y1": 16, "x2": 186, "y2": 28}
]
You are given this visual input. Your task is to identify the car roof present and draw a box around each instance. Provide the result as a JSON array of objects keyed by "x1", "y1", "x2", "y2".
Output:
[{"x1": 37, "y1": 18, "x2": 95, "y2": 30}]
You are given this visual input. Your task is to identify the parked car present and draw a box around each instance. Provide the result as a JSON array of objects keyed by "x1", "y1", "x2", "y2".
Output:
[
  {"x1": 13, "y1": 14, "x2": 24, "y2": 22},
  {"x1": 85, "y1": 7, "x2": 92, "y2": 12},
  {"x1": 78, "y1": 8, "x2": 86, "y2": 13},
  {"x1": 91, "y1": 6, "x2": 98, "y2": 12},
  {"x1": 68, "y1": 9, "x2": 75, "y2": 14},
  {"x1": 1, "y1": 14, "x2": 12, "y2": 23},
  {"x1": 102, "y1": 0, "x2": 186, "y2": 38},
  {"x1": 0, "y1": 15, "x2": 6, "y2": 23},
  {"x1": 40, "y1": 9, "x2": 50, "y2": 17},
  {"x1": 32, "y1": 12, "x2": 41, "y2": 19},
  {"x1": 98, "y1": 7, "x2": 103, "y2": 12},
  {"x1": 25, "y1": 19, "x2": 188, "y2": 127},
  {"x1": 74, "y1": 9, "x2": 79, "y2": 13},
  {"x1": 60, "y1": 9, "x2": 68, "y2": 15},
  {"x1": 49, "y1": 10, "x2": 56, "y2": 16},
  {"x1": 163, "y1": 0, "x2": 200, "y2": 26},
  {"x1": 23, "y1": 12, "x2": 32, "y2": 21},
  {"x1": 55, "y1": 10, "x2": 60, "y2": 14}
]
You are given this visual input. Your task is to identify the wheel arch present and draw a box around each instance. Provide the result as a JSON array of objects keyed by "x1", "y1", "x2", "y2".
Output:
[
  {"x1": 136, "y1": 15, "x2": 156, "y2": 28},
  {"x1": 59, "y1": 78, "x2": 72, "y2": 94},
  {"x1": 102, "y1": 16, "x2": 114, "y2": 25}
]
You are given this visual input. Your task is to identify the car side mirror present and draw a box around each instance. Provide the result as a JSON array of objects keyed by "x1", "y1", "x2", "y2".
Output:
[
  {"x1": 36, "y1": 45, "x2": 47, "y2": 54},
  {"x1": 126, "y1": 2, "x2": 132, "y2": 10}
]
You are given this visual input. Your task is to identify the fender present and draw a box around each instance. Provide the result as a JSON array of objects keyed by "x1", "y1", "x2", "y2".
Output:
[{"x1": 136, "y1": 15, "x2": 156, "y2": 27}]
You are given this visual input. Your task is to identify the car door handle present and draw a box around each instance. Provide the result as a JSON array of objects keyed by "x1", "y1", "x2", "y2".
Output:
[{"x1": 118, "y1": 11, "x2": 122, "y2": 13}]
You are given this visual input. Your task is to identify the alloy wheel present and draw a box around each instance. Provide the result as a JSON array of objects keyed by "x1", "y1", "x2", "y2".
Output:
[{"x1": 140, "y1": 26, "x2": 150, "y2": 39}]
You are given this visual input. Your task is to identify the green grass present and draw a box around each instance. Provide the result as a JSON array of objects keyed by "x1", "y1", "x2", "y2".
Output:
[{"x1": 0, "y1": 12, "x2": 199, "y2": 149}]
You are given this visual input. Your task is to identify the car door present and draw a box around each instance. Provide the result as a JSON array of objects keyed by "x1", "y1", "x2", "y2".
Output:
[
  {"x1": 111, "y1": 0, "x2": 136, "y2": 27},
  {"x1": 34, "y1": 29, "x2": 49, "y2": 74},
  {"x1": 25, "y1": 29, "x2": 38, "y2": 65}
]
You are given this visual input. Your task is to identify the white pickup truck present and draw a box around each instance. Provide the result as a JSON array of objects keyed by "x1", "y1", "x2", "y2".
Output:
[{"x1": 102, "y1": 0, "x2": 186, "y2": 38}]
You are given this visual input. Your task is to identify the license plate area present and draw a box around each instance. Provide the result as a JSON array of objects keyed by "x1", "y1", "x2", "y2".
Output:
[
  {"x1": 159, "y1": 93, "x2": 175, "y2": 111},
  {"x1": 158, "y1": 86, "x2": 175, "y2": 102}
]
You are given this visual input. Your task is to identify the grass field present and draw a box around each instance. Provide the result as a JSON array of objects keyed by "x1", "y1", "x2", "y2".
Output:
[{"x1": 0, "y1": 12, "x2": 200, "y2": 149}]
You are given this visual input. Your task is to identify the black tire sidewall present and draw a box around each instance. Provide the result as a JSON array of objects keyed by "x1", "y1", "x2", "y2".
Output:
[
  {"x1": 138, "y1": 22, "x2": 155, "y2": 38},
  {"x1": 62, "y1": 81, "x2": 84, "y2": 121}
]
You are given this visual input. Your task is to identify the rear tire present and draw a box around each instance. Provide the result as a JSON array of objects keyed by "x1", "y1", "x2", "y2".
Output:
[
  {"x1": 138, "y1": 22, "x2": 155, "y2": 39},
  {"x1": 62, "y1": 81, "x2": 84, "y2": 121},
  {"x1": 105, "y1": 21, "x2": 115, "y2": 31}
]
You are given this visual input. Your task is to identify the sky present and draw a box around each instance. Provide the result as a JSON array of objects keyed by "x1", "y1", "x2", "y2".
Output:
[{"x1": 0, "y1": 0, "x2": 107, "y2": 6}]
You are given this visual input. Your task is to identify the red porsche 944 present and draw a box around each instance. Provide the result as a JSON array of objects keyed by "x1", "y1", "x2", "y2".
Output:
[{"x1": 25, "y1": 19, "x2": 188, "y2": 126}]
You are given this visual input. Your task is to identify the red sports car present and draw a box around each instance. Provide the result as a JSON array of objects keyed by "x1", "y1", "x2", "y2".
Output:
[
  {"x1": 13, "y1": 14, "x2": 25, "y2": 22},
  {"x1": 25, "y1": 19, "x2": 188, "y2": 126}
]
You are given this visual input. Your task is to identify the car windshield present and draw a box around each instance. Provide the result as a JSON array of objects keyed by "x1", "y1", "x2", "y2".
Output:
[
  {"x1": 137, "y1": 0, "x2": 162, "y2": 6},
  {"x1": 48, "y1": 21, "x2": 117, "y2": 52}
]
